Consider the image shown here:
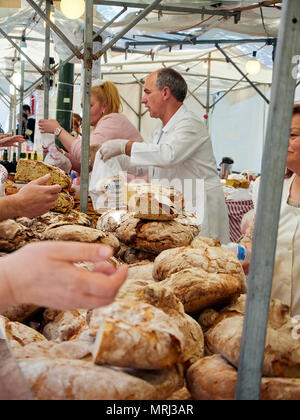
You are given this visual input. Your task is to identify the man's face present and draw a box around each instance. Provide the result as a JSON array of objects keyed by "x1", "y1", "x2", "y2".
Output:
[
  {"x1": 287, "y1": 113, "x2": 300, "y2": 173},
  {"x1": 141, "y1": 73, "x2": 164, "y2": 119}
]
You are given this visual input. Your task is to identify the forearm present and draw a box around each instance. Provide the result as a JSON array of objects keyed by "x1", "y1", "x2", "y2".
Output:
[
  {"x1": 56, "y1": 128, "x2": 76, "y2": 152},
  {"x1": 0, "y1": 195, "x2": 22, "y2": 221},
  {"x1": 0, "y1": 256, "x2": 16, "y2": 312}
]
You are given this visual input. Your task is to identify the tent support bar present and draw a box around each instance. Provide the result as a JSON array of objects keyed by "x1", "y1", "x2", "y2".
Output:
[
  {"x1": 0, "y1": 69, "x2": 19, "y2": 92},
  {"x1": 210, "y1": 75, "x2": 246, "y2": 108},
  {"x1": 80, "y1": 0, "x2": 93, "y2": 213},
  {"x1": 93, "y1": 0, "x2": 163, "y2": 60},
  {"x1": 0, "y1": 27, "x2": 43, "y2": 75},
  {"x1": 52, "y1": 7, "x2": 128, "y2": 77},
  {"x1": 215, "y1": 44, "x2": 270, "y2": 104},
  {"x1": 26, "y1": 0, "x2": 82, "y2": 60},
  {"x1": 120, "y1": 95, "x2": 139, "y2": 117},
  {"x1": 93, "y1": 0, "x2": 240, "y2": 18},
  {"x1": 236, "y1": 0, "x2": 300, "y2": 400},
  {"x1": 125, "y1": 38, "x2": 274, "y2": 47},
  {"x1": 44, "y1": 0, "x2": 51, "y2": 120}
]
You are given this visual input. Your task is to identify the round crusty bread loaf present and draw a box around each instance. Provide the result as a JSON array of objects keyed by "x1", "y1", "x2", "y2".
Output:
[
  {"x1": 205, "y1": 298, "x2": 300, "y2": 378},
  {"x1": 156, "y1": 269, "x2": 242, "y2": 313},
  {"x1": 42, "y1": 310, "x2": 88, "y2": 342},
  {"x1": 152, "y1": 245, "x2": 247, "y2": 294},
  {"x1": 42, "y1": 225, "x2": 120, "y2": 254},
  {"x1": 0, "y1": 219, "x2": 36, "y2": 252},
  {"x1": 115, "y1": 213, "x2": 197, "y2": 254},
  {"x1": 186, "y1": 354, "x2": 300, "y2": 400}
]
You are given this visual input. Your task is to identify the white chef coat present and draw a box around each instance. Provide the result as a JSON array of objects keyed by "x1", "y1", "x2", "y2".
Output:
[
  {"x1": 253, "y1": 175, "x2": 300, "y2": 316},
  {"x1": 129, "y1": 104, "x2": 230, "y2": 244}
]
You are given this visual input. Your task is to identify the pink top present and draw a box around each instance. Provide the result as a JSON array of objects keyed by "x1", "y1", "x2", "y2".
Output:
[{"x1": 69, "y1": 113, "x2": 143, "y2": 168}]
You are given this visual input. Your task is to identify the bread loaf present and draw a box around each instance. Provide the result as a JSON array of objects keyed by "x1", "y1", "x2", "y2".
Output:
[
  {"x1": 42, "y1": 310, "x2": 88, "y2": 341},
  {"x1": 0, "y1": 219, "x2": 36, "y2": 252},
  {"x1": 116, "y1": 242, "x2": 156, "y2": 264},
  {"x1": 0, "y1": 315, "x2": 47, "y2": 351},
  {"x1": 15, "y1": 159, "x2": 71, "y2": 189},
  {"x1": 115, "y1": 213, "x2": 197, "y2": 254},
  {"x1": 205, "y1": 298, "x2": 300, "y2": 378},
  {"x1": 186, "y1": 354, "x2": 300, "y2": 400},
  {"x1": 90, "y1": 300, "x2": 184, "y2": 370},
  {"x1": 51, "y1": 191, "x2": 74, "y2": 214},
  {"x1": 42, "y1": 225, "x2": 120, "y2": 254},
  {"x1": 18, "y1": 358, "x2": 158, "y2": 400},
  {"x1": 1, "y1": 304, "x2": 41, "y2": 322},
  {"x1": 153, "y1": 245, "x2": 247, "y2": 294},
  {"x1": 156, "y1": 270, "x2": 242, "y2": 313}
]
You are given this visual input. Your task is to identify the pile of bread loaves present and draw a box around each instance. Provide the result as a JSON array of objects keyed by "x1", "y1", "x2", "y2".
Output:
[{"x1": 1, "y1": 160, "x2": 300, "y2": 400}]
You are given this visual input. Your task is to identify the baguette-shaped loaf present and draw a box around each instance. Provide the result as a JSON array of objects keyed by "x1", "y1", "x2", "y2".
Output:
[
  {"x1": 205, "y1": 298, "x2": 300, "y2": 378},
  {"x1": 15, "y1": 159, "x2": 71, "y2": 189},
  {"x1": 186, "y1": 355, "x2": 300, "y2": 400},
  {"x1": 42, "y1": 310, "x2": 88, "y2": 341}
]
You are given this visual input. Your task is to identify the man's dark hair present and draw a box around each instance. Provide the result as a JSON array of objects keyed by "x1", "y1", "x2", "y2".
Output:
[
  {"x1": 23, "y1": 104, "x2": 31, "y2": 113},
  {"x1": 156, "y1": 68, "x2": 187, "y2": 102}
]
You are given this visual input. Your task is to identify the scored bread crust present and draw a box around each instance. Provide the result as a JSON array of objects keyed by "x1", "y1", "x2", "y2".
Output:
[
  {"x1": 157, "y1": 270, "x2": 242, "y2": 313},
  {"x1": 205, "y1": 298, "x2": 300, "y2": 378},
  {"x1": 18, "y1": 357, "x2": 158, "y2": 400},
  {"x1": 0, "y1": 315, "x2": 47, "y2": 351},
  {"x1": 186, "y1": 354, "x2": 300, "y2": 400},
  {"x1": 42, "y1": 225, "x2": 120, "y2": 254},
  {"x1": 115, "y1": 213, "x2": 196, "y2": 254},
  {"x1": 0, "y1": 219, "x2": 36, "y2": 252},
  {"x1": 152, "y1": 246, "x2": 247, "y2": 294},
  {"x1": 15, "y1": 159, "x2": 71, "y2": 189},
  {"x1": 90, "y1": 300, "x2": 184, "y2": 370}
]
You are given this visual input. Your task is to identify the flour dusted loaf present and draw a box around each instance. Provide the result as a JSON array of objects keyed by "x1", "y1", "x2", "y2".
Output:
[
  {"x1": 42, "y1": 310, "x2": 89, "y2": 341},
  {"x1": 90, "y1": 300, "x2": 185, "y2": 369},
  {"x1": 15, "y1": 159, "x2": 71, "y2": 189},
  {"x1": 42, "y1": 225, "x2": 120, "y2": 254},
  {"x1": 156, "y1": 270, "x2": 242, "y2": 313},
  {"x1": 116, "y1": 242, "x2": 156, "y2": 264},
  {"x1": 152, "y1": 245, "x2": 247, "y2": 294},
  {"x1": 0, "y1": 315, "x2": 46, "y2": 351},
  {"x1": 90, "y1": 295, "x2": 204, "y2": 369},
  {"x1": 205, "y1": 297, "x2": 300, "y2": 378},
  {"x1": 0, "y1": 219, "x2": 36, "y2": 252},
  {"x1": 17, "y1": 209, "x2": 93, "y2": 235},
  {"x1": 17, "y1": 358, "x2": 158, "y2": 400},
  {"x1": 123, "y1": 183, "x2": 184, "y2": 221},
  {"x1": 115, "y1": 212, "x2": 198, "y2": 254},
  {"x1": 186, "y1": 355, "x2": 300, "y2": 400}
]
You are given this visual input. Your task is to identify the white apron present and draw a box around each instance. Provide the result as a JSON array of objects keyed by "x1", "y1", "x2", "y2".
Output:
[{"x1": 253, "y1": 175, "x2": 300, "y2": 316}]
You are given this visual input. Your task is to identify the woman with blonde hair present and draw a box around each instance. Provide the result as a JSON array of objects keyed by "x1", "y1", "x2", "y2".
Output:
[{"x1": 38, "y1": 81, "x2": 143, "y2": 173}]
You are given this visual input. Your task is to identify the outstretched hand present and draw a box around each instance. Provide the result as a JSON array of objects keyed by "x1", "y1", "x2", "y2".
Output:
[
  {"x1": 0, "y1": 134, "x2": 25, "y2": 147},
  {"x1": 0, "y1": 242, "x2": 128, "y2": 311}
]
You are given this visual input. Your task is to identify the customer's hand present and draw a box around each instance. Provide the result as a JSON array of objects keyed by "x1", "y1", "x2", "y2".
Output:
[
  {"x1": 1, "y1": 242, "x2": 128, "y2": 310},
  {"x1": 39, "y1": 119, "x2": 61, "y2": 134},
  {"x1": 0, "y1": 134, "x2": 25, "y2": 147},
  {"x1": 100, "y1": 139, "x2": 128, "y2": 162},
  {"x1": 14, "y1": 174, "x2": 61, "y2": 217}
]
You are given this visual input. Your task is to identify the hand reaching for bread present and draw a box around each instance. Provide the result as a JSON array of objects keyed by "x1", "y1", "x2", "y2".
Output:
[{"x1": 0, "y1": 241, "x2": 128, "y2": 312}]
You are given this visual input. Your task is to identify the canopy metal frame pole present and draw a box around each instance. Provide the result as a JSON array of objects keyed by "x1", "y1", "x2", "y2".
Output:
[
  {"x1": 93, "y1": 0, "x2": 240, "y2": 19},
  {"x1": 236, "y1": 0, "x2": 300, "y2": 400},
  {"x1": 215, "y1": 43, "x2": 270, "y2": 104},
  {"x1": 25, "y1": 0, "x2": 82, "y2": 60},
  {"x1": 0, "y1": 27, "x2": 43, "y2": 75},
  {"x1": 80, "y1": 0, "x2": 94, "y2": 213},
  {"x1": 93, "y1": 0, "x2": 163, "y2": 60},
  {"x1": 43, "y1": 0, "x2": 51, "y2": 120},
  {"x1": 18, "y1": 37, "x2": 25, "y2": 159}
]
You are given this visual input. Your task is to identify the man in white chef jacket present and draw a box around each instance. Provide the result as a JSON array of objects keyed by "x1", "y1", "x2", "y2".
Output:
[{"x1": 100, "y1": 68, "x2": 229, "y2": 243}]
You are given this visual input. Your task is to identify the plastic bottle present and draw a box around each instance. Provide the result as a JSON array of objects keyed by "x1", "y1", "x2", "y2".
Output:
[{"x1": 222, "y1": 242, "x2": 251, "y2": 263}]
